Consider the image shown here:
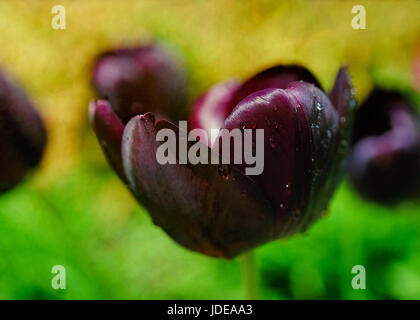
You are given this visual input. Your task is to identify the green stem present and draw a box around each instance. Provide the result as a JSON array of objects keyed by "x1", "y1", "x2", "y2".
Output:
[{"x1": 239, "y1": 250, "x2": 259, "y2": 300}]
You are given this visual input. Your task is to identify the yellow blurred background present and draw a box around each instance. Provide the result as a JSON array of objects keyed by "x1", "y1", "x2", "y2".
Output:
[{"x1": 0, "y1": 0, "x2": 419, "y2": 299}]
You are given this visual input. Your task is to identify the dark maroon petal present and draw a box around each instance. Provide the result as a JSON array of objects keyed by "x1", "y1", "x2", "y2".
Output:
[
  {"x1": 320, "y1": 66, "x2": 355, "y2": 206},
  {"x1": 229, "y1": 65, "x2": 323, "y2": 110},
  {"x1": 188, "y1": 65, "x2": 323, "y2": 145},
  {"x1": 90, "y1": 99, "x2": 127, "y2": 183},
  {"x1": 219, "y1": 67, "x2": 353, "y2": 237},
  {"x1": 349, "y1": 89, "x2": 420, "y2": 203},
  {"x1": 0, "y1": 70, "x2": 46, "y2": 193},
  {"x1": 121, "y1": 113, "x2": 274, "y2": 258},
  {"x1": 188, "y1": 80, "x2": 240, "y2": 145},
  {"x1": 92, "y1": 44, "x2": 187, "y2": 124}
]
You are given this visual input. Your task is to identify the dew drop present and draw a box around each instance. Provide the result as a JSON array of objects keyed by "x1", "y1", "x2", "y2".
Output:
[
  {"x1": 250, "y1": 120, "x2": 257, "y2": 129},
  {"x1": 340, "y1": 140, "x2": 348, "y2": 149},
  {"x1": 316, "y1": 102, "x2": 323, "y2": 111},
  {"x1": 269, "y1": 137, "x2": 276, "y2": 149},
  {"x1": 273, "y1": 120, "x2": 279, "y2": 129},
  {"x1": 218, "y1": 164, "x2": 231, "y2": 180},
  {"x1": 326, "y1": 129, "x2": 332, "y2": 139},
  {"x1": 273, "y1": 105, "x2": 278, "y2": 112}
]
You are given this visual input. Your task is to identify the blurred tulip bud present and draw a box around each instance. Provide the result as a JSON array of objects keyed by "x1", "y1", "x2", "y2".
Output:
[
  {"x1": 90, "y1": 64, "x2": 355, "y2": 258},
  {"x1": 349, "y1": 89, "x2": 420, "y2": 204},
  {"x1": 92, "y1": 44, "x2": 187, "y2": 124},
  {"x1": 0, "y1": 70, "x2": 46, "y2": 193}
]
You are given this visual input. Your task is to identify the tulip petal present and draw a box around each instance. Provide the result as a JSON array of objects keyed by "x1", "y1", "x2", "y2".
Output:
[
  {"x1": 189, "y1": 80, "x2": 241, "y2": 145},
  {"x1": 349, "y1": 89, "x2": 420, "y2": 203},
  {"x1": 220, "y1": 70, "x2": 351, "y2": 235},
  {"x1": 92, "y1": 44, "x2": 187, "y2": 124},
  {"x1": 91, "y1": 100, "x2": 126, "y2": 182},
  {"x1": 229, "y1": 65, "x2": 323, "y2": 109},
  {"x1": 0, "y1": 72, "x2": 46, "y2": 192},
  {"x1": 121, "y1": 113, "x2": 275, "y2": 258}
]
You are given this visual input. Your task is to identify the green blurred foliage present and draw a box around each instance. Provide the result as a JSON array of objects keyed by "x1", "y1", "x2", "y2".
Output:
[{"x1": 0, "y1": 0, "x2": 419, "y2": 299}]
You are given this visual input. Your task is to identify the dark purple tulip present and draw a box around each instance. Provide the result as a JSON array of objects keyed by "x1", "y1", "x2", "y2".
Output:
[
  {"x1": 0, "y1": 70, "x2": 46, "y2": 193},
  {"x1": 189, "y1": 65, "x2": 322, "y2": 142},
  {"x1": 92, "y1": 44, "x2": 187, "y2": 124},
  {"x1": 90, "y1": 65, "x2": 354, "y2": 258},
  {"x1": 349, "y1": 89, "x2": 420, "y2": 204}
]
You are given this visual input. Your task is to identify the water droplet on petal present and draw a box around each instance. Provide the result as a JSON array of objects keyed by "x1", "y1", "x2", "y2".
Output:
[
  {"x1": 326, "y1": 129, "x2": 332, "y2": 139},
  {"x1": 292, "y1": 209, "x2": 301, "y2": 218},
  {"x1": 218, "y1": 164, "x2": 231, "y2": 180},
  {"x1": 269, "y1": 137, "x2": 276, "y2": 149},
  {"x1": 316, "y1": 102, "x2": 323, "y2": 111},
  {"x1": 340, "y1": 140, "x2": 348, "y2": 148},
  {"x1": 273, "y1": 105, "x2": 278, "y2": 112}
]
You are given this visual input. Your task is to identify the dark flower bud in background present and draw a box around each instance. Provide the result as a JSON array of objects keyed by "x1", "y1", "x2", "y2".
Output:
[
  {"x1": 0, "y1": 70, "x2": 47, "y2": 193},
  {"x1": 90, "y1": 64, "x2": 355, "y2": 258},
  {"x1": 349, "y1": 89, "x2": 420, "y2": 204},
  {"x1": 92, "y1": 44, "x2": 187, "y2": 124}
]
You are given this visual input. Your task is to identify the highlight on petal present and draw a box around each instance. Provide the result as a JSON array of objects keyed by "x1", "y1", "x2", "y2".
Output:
[
  {"x1": 220, "y1": 78, "x2": 344, "y2": 236},
  {"x1": 349, "y1": 89, "x2": 420, "y2": 203},
  {"x1": 92, "y1": 44, "x2": 187, "y2": 123},
  {"x1": 121, "y1": 113, "x2": 274, "y2": 258},
  {"x1": 90, "y1": 99, "x2": 126, "y2": 182},
  {"x1": 229, "y1": 65, "x2": 323, "y2": 109},
  {"x1": 189, "y1": 65, "x2": 323, "y2": 146},
  {"x1": 0, "y1": 70, "x2": 46, "y2": 193},
  {"x1": 189, "y1": 80, "x2": 240, "y2": 146}
]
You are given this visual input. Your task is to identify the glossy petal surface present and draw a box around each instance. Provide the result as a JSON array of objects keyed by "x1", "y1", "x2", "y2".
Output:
[
  {"x1": 122, "y1": 113, "x2": 274, "y2": 257},
  {"x1": 229, "y1": 65, "x2": 323, "y2": 109}
]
